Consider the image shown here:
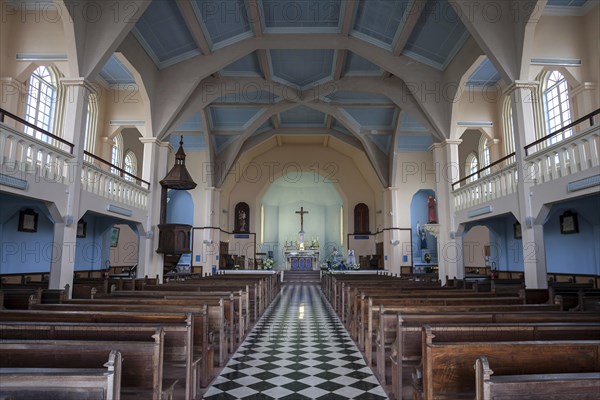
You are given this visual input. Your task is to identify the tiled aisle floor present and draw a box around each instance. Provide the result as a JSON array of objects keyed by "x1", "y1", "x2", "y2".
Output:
[{"x1": 203, "y1": 285, "x2": 389, "y2": 399}]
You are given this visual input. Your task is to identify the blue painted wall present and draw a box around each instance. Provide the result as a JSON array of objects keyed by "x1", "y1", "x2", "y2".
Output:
[
  {"x1": 543, "y1": 196, "x2": 600, "y2": 275},
  {"x1": 474, "y1": 215, "x2": 524, "y2": 271},
  {"x1": 167, "y1": 190, "x2": 194, "y2": 267},
  {"x1": 0, "y1": 200, "x2": 54, "y2": 274},
  {"x1": 410, "y1": 189, "x2": 438, "y2": 263}
]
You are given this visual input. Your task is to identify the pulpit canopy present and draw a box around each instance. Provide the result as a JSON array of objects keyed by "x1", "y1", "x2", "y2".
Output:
[{"x1": 160, "y1": 136, "x2": 196, "y2": 190}]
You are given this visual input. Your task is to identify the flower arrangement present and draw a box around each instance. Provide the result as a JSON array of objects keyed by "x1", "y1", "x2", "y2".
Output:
[
  {"x1": 348, "y1": 263, "x2": 360, "y2": 270},
  {"x1": 264, "y1": 258, "x2": 274, "y2": 270},
  {"x1": 233, "y1": 264, "x2": 240, "y2": 270}
]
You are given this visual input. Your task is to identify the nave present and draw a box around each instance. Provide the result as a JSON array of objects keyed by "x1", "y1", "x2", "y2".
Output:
[{"x1": 203, "y1": 285, "x2": 388, "y2": 400}]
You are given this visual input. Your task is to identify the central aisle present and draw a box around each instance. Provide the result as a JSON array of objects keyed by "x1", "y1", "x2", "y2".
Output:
[{"x1": 203, "y1": 284, "x2": 389, "y2": 399}]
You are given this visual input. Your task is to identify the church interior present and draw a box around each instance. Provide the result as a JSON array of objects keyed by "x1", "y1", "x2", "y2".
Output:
[{"x1": 1, "y1": 0, "x2": 599, "y2": 399}]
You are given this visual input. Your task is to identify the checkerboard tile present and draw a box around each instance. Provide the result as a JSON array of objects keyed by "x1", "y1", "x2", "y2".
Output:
[{"x1": 204, "y1": 285, "x2": 388, "y2": 399}]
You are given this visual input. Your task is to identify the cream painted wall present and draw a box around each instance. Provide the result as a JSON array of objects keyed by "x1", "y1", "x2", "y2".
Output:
[
  {"x1": 533, "y1": 15, "x2": 594, "y2": 84},
  {"x1": 463, "y1": 225, "x2": 490, "y2": 269},
  {"x1": 0, "y1": 6, "x2": 71, "y2": 80},
  {"x1": 392, "y1": 151, "x2": 436, "y2": 228},
  {"x1": 109, "y1": 223, "x2": 138, "y2": 267}
]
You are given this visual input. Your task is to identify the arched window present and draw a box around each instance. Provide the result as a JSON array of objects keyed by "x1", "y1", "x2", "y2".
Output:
[
  {"x1": 83, "y1": 94, "x2": 98, "y2": 163},
  {"x1": 123, "y1": 151, "x2": 137, "y2": 181},
  {"x1": 111, "y1": 132, "x2": 123, "y2": 174},
  {"x1": 502, "y1": 96, "x2": 515, "y2": 156},
  {"x1": 478, "y1": 136, "x2": 490, "y2": 175},
  {"x1": 466, "y1": 153, "x2": 479, "y2": 183},
  {"x1": 24, "y1": 66, "x2": 57, "y2": 141},
  {"x1": 354, "y1": 203, "x2": 370, "y2": 234},
  {"x1": 543, "y1": 71, "x2": 572, "y2": 144}
]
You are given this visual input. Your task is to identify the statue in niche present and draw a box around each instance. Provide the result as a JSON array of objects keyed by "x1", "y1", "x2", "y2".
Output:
[
  {"x1": 417, "y1": 222, "x2": 427, "y2": 249},
  {"x1": 427, "y1": 195, "x2": 438, "y2": 223},
  {"x1": 234, "y1": 202, "x2": 249, "y2": 232}
]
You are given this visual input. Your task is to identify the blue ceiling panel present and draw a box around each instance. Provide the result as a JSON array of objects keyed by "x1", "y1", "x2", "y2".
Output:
[
  {"x1": 547, "y1": 0, "x2": 588, "y2": 5},
  {"x1": 99, "y1": 54, "x2": 136, "y2": 85},
  {"x1": 209, "y1": 107, "x2": 264, "y2": 130},
  {"x1": 217, "y1": 90, "x2": 279, "y2": 104},
  {"x1": 175, "y1": 113, "x2": 204, "y2": 132},
  {"x1": 133, "y1": 1, "x2": 200, "y2": 67},
  {"x1": 280, "y1": 106, "x2": 326, "y2": 126},
  {"x1": 369, "y1": 134, "x2": 392, "y2": 154},
  {"x1": 403, "y1": 0, "x2": 469, "y2": 69},
  {"x1": 271, "y1": 49, "x2": 334, "y2": 87},
  {"x1": 222, "y1": 52, "x2": 262, "y2": 75},
  {"x1": 352, "y1": 0, "x2": 411, "y2": 47},
  {"x1": 466, "y1": 58, "x2": 501, "y2": 88},
  {"x1": 343, "y1": 107, "x2": 396, "y2": 128},
  {"x1": 397, "y1": 135, "x2": 433, "y2": 152},
  {"x1": 400, "y1": 113, "x2": 428, "y2": 132},
  {"x1": 213, "y1": 135, "x2": 240, "y2": 153},
  {"x1": 170, "y1": 135, "x2": 206, "y2": 151},
  {"x1": 263, "y1": 0, "x2": 342, "y2": 30},
  {"x1": 332, "y1": 119, "x2": 354, "y2": 135},
  {"x1": 192, "y1": 0, "x2": 252, "y2": 47},
  {"x1": 343, "y1": 52, "x2": 383, "y2": 76},
  {"x1": 326, "y1": 91, "x2": 392, "y2": 104},
  {"x1": 255, "y1": 120, "x2": 274, "y2": 135}
]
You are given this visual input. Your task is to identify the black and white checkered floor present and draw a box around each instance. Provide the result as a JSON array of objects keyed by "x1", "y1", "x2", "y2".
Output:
[{"x1": 203, "y1": 285, "x2": 388, "y2": 399}]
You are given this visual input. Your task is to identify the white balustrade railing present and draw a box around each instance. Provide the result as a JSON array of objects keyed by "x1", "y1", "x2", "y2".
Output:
[
  {"x1": 0, "y1": 123, "x2": 73, "y2": 184},
  {"x1": 82, "y1": 161, "x2": 149, "y2": 209},
  {"x1": 453, "y1": 162, "x2": 518, "y2": 211},
  {"x1": 2, "y1": 121, "x2": 149, "y2": 210},
  {"x1": 525, "y1": 125, "x2": 599, "y2": 185}
]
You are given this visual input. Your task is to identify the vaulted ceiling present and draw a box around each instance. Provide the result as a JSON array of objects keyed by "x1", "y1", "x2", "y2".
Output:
[{"x1": 92, "y1": 0, "x2": 594, "y2": 187}]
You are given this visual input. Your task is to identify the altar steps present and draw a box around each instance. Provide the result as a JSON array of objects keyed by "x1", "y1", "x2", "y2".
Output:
[{"x1": 282, "y1": 270, "x2": 321, "y2": 284}]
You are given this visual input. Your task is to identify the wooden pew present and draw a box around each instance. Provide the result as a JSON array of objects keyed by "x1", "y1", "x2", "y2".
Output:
[
  {"x1": 389, "y1": 319, "x2": 600, "y2": 400},
  {"x1": 0, "y1": 350, "x2": 121, "y2": 400},
  {"x1": 415, "y1": 328, "x2": 600, "y2": 400},
  {"x1": 474, "y1": 356, "x2": 600, "y2": 400},
  {"x1": 0, "y1": 309, "x2": 211, "y2": 398},
  {"x1": 30, "y1": 299, "x2": 230, "y2": 368},
  {"x1": 365, "y1": 302, "x2": 561, "y2": 369},
  {"x1": 0, "y1": 320, "x2": 199, "y2": 400},
  {"x1": 1, "y1": 287, "x2": 66, "y2": 309},
  {"x1": 0, "y1": 333, "x2": 175, "y2": 400}
]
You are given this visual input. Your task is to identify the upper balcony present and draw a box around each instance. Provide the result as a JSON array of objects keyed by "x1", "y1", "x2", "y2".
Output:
[
  {"x1": 0, "y1": 108, "x2": 150, "y2": 219},
  {"x1": 453, "y1": 109, "x2": 599, "y2": 224}
]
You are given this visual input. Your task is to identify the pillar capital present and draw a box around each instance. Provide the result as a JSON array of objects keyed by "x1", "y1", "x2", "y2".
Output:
[
  {"x1": 58, "y1": 77, "x2": 98, "y2": 96},
  {"x1": 503, "y1": 80, "x2": 539, "y2": 96}
]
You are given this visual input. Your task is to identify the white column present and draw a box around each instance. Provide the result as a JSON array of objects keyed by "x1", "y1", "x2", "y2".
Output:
[
  {"x1": 432, "y1": 139, "x2": 463, "y2": 284},
  {"x1": 0, "y1": 78, "x2": 25, "y2": 128},
  {"x1": 200, "y1": 187, "x2": 221, "y2": 274},
  {"x1": 508, "y1": 81, "x2": 547, "y2": 289},
  {"x1": 138, "y1": 138, "x2": 170, "y2": 282},
  {"x1": 572, "y1": 82, "x2": 598, "y2": 130},
  {"x1": 48, "y1": 78, "x2": 92, "y2": 295},
  {"x1": 383, "y1": 187, "x2": 402, "y2": 275}
]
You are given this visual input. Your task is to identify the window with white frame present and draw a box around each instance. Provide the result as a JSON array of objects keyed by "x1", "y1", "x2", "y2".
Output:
[
  {"x1": 466, "y1": 153, "x2": 479, "y2": 183},
  {"x1": 502, "y1": 96, "x2": 515, "y2": 156},
  {"x1": 479, "y1": 136, "x2": 490, "y2": 175},
  {"x1": 83, "y1": 94, "x2": 98, "y2": 163},
  {"x1": 543, "y1": 71, "x2": 572, "y2": 144},
  {"x1": 111, "y1": 133, "x2": 123, "y2": 175},
  {"x1": 123, "y1": 151, "x2": 137, "y2": 181},
  {"x1": 24, "y1": 66, "x2": 57, "y2": 141}
]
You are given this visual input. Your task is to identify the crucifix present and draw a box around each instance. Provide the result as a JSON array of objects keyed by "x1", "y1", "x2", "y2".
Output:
[{"x1": 295, "y1": 206, "x2": 309, "y2": 233}]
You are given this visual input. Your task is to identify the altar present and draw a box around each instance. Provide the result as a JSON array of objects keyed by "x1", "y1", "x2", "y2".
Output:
[{"x1": 285, "y1": 249, "x2": 319, "y2": 270}]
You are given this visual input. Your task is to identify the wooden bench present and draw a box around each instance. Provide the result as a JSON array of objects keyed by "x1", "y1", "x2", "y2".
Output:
[
  {"x1": 0, "y1": 309, "x2": 211, "y2": 398},
  {"x1": 0, "y1": 350, "x2": 121, "y2": 400},
  {"x1": 30, "y1": 299, "x2": 230, "y2": 368},
  {"x1": 474, "y1": 356, "x2": 600, "y2": 400},
  {"x1": 1, "y1": 287, "x2": 66, "y2": 309},
  {"x1": 414, "y1": 326, "x2": 600, "y2": 399},
  {"x1": 380, "y1": 310, "x2": 600, "y2": 399},
  {"x1": 0, "y1": 334, "x2": 176, "y2": 400}
]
